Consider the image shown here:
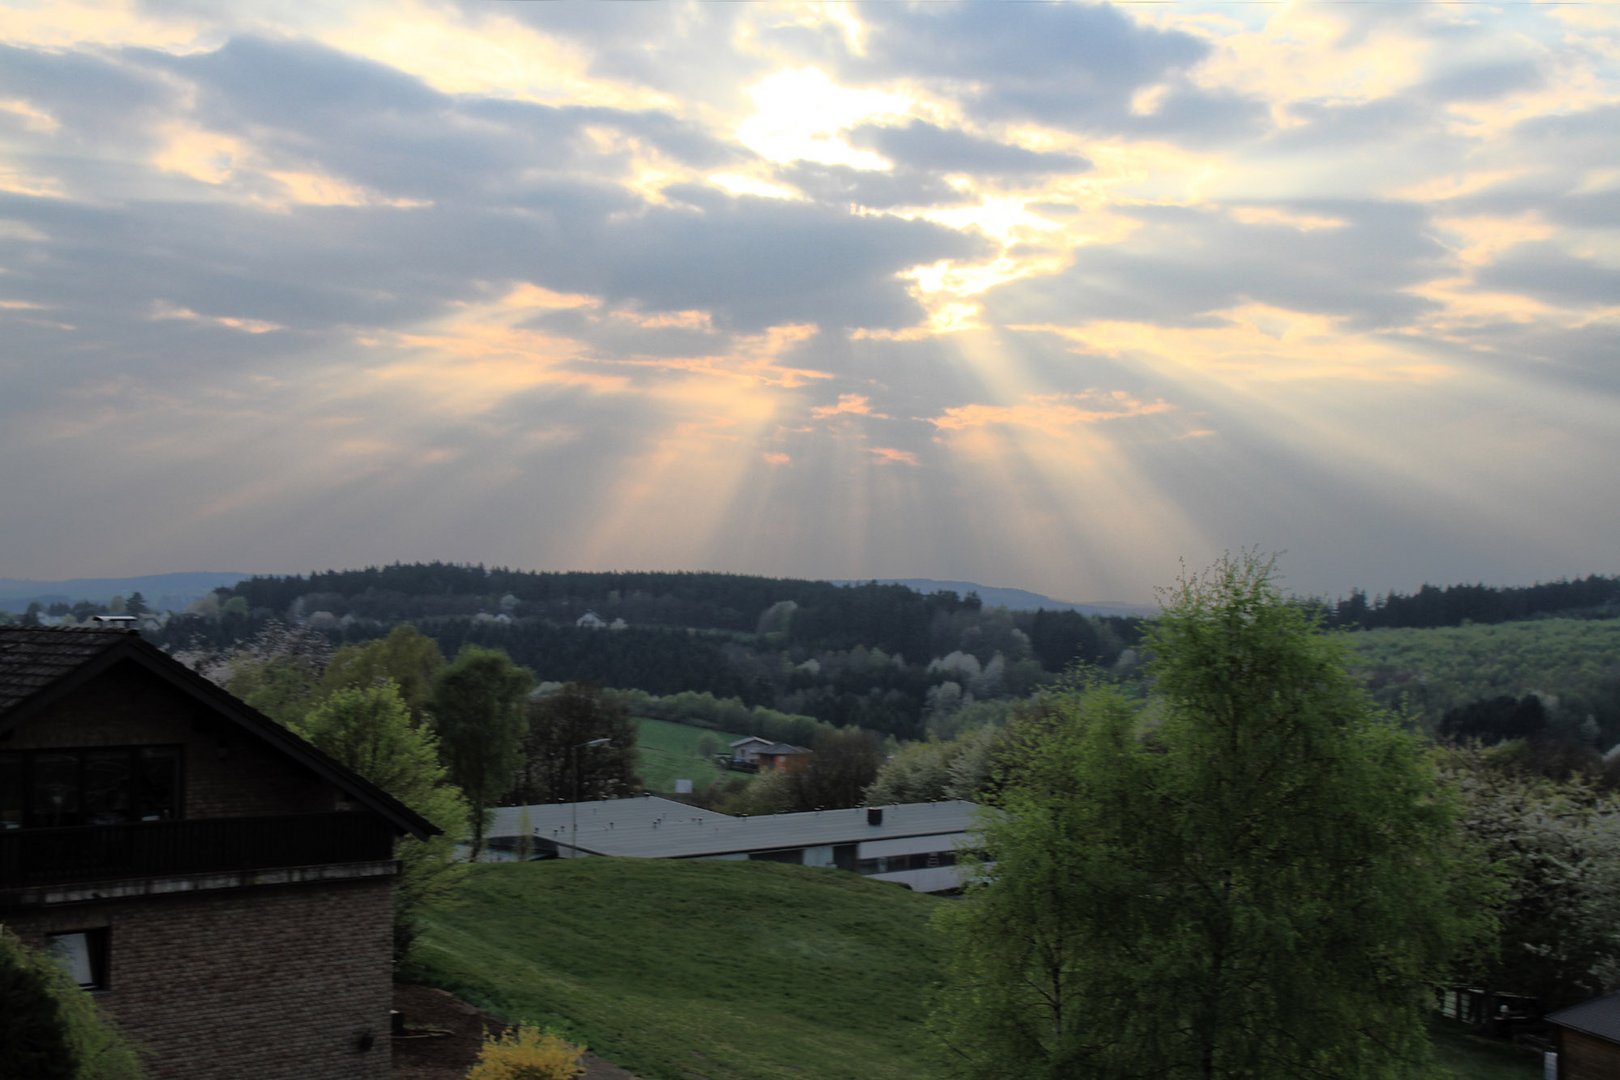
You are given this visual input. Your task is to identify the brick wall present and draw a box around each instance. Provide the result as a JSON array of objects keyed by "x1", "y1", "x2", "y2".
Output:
[
  {"x1": 7, "y1": 660, "x2": 342, "y2": 817},
  {"x1": 4, "y1": 877, "x2": 395, "y2": 1080}
]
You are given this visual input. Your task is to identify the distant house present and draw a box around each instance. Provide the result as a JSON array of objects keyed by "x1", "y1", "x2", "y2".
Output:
[
  {"x1": 1546, "y1": 991, "x2": 1620, "y2": 1079},
  {"x1": 575, "y1": 610, "x2": 607, "y2": 629},
  {"x1": 0, "y1": 627, "x2": 436, "y2": 1080},
  {"x1": 729, "y1": 735, "x2": 812, "y2": 773},
  {"x1": 486, "y1": 795, "x2": 976, "y2": 894}
]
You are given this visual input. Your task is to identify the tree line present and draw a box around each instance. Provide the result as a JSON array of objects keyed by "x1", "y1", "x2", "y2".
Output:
[{"x1": 1324, "y1": 573, "x2": 1620, "y2": 630}]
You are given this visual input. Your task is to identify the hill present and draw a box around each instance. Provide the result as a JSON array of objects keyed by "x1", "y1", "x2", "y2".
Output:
[
  {"x1": 1345, "y1": 617, "x2": 1620, "y2": 744},
  {"x1": 407, "y1": 859, "x2": 944, "y2": 1080},
  {"x1": 0, "y1": 571, "x2": 250, "y2": 612},
  {"x1": 407, "y1": 859, "x2": 1534, "y2": 1080},
  {"x1": 828, "y1": 578, "x2": 1153, "y2": 616}
]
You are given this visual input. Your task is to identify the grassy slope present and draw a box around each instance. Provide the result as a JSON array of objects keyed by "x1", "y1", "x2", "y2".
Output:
[
  {"x1": 410, "y1": 860, "x2": 1539, "y2": 1080},
  {"x1": 633, "y1": 717, "x2": 745, "y2": 794},
  {"x1": 409, "y1": 859, "x2": 944, "y2": 1080}
]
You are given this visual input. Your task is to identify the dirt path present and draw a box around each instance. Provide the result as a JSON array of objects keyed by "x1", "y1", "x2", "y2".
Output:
[{"x1": 392, "y1": 983, "x2": 643, "y2": 1080}]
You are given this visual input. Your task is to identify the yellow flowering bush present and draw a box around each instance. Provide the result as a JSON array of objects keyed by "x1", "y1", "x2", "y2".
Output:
[{"x1": 464, "y1": 1025, "x2": 585, "y2": 1080}]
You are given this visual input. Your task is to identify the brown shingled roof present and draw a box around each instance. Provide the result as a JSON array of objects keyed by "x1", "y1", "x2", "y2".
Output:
[
  {"x1": 0, "y1": 626, "x2": 438, "y2": 840},
  {"x1": 0, "y1": 626, "x2": 132, "y2": 716}
]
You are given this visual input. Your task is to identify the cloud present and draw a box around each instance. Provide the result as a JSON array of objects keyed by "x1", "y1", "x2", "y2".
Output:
[
  {"x1": 868, "y1": 446, "x2": 919, "y2": 466},
  {"x1": 1, "y1": 1, "x2": 1618, "y2": 604},
  {"x1": 850, "y1": 121, "x2": 1090, "y2": 177},
  {"x1": 931, "y1": 391, "x2": 1173, "y2": 435},
  {"x1": 853, "y1": 3, "x2": 1211, "y2": 132},
  {"x1": 812, "y1": 393, "x2": 887, "y2": 421}
]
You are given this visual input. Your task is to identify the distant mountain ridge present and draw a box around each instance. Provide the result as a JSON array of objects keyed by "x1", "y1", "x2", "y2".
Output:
[
  {"x1": 0, "y1": 572, "x2": 252, "y2": 612},
  {"x1": 828, "y1": 578, "x2": 1155, "y2": 617}
]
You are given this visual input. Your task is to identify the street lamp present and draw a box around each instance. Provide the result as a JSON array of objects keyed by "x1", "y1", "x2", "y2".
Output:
[{"x1": 569, "y1": 737, "x2": 611, "y2": 858}]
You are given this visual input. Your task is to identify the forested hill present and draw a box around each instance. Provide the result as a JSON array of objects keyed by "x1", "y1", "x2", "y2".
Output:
[
  {"x1": 1323, "y1": 574, "x2": 1620, "y2": 631},
  {"x1": 226, "y1": 564, "x2": 985, "y2": 651},
  {"x1": 135, "y1": 563, "x2": 1144, "y2": 739}
]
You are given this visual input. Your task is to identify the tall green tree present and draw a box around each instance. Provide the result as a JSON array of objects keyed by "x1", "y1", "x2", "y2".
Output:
[
  {"x1": 295, "y1": 682, "x2": 470, "y2": 959},
  {"x1": 317, "y1": 623, "x2": 445, "y2": 724},
  {"x1": 933, "y1": 554, "x2": 1491, "y2": 1079},
  {"x1": 509, "y1": 682, "x2": 640, "y2": 805},
  {"x1": 431, "y1": 645, "x2": 534, "y2": 857}
]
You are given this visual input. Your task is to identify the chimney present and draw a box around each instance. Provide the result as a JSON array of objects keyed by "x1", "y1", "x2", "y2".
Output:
[{"x1": 867, "y1": 806, "x2": 883, "y2": 826}]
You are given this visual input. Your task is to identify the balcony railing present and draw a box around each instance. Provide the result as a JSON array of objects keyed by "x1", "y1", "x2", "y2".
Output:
[{"x1": 0, "y1": 812, "x2": 396, "y2": 889}]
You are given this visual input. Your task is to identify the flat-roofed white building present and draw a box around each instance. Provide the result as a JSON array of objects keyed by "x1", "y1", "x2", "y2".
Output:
[{"x1": 485, "y1": 796, "x2": 978, "y2": 893}]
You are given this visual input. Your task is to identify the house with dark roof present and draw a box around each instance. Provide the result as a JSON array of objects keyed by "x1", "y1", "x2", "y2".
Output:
[
  {"x1": 1546, "y1": 991, "x2": 1620, "y2": 1080},
  {"x1": 0, "y1": 627, "x2": 436, "y2": 1079},
  {"x1": 728, "y1": 735, "x2": 812, "y2": 773}
]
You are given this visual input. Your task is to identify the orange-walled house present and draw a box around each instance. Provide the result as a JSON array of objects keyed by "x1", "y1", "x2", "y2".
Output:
[
  {"x1": 728, "y1": 736, "x2": 813, "y2": 773},
  {"x1": 0, "y1": 627, "x2": 436, "y2": 1079}
]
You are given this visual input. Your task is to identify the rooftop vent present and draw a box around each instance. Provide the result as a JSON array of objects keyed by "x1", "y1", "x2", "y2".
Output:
[{"x1": 867, "y1": 806, "x2": 883, "y2": 826}]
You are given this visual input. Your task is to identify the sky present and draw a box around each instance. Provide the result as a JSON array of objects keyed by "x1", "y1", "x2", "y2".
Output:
[{"x1": 1, "y1": 1, "x2": 1617, "y2": 605}]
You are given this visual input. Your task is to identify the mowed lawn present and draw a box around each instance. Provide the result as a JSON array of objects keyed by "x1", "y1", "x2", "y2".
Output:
[
  {"x1": 410, "y1": 859, "x2": 1543, "y2": 1080},
  {"x1": 633, "y1": 717, "x2": 749, "y2": 794},
  {"x1": 409, "y1": 858, "x2": 945, "y2": 1080}
]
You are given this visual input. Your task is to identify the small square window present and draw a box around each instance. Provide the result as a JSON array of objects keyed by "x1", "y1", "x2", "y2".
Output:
[{"x1": 47, "y1": 929, "x2": 109, "y2": 991}]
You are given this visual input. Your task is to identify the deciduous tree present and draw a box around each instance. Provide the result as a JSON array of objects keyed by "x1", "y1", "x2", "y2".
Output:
[
  {"x1": 317, "y1": 623, "x2": 445, "y2": 724},
  {"x1": 432, "y1": 645, "x2": 534, "y2": 857},
  {"x1": 1444, "y1": 747, "x2": 1620, "y2": 1009},
  {"x1": 933, "y1": 554, "x2": 1491, "y2": 1079},
  {"x1": 296, "y1": 683, "x2": 470, "y2": 958},
  {"x1": 509, "y1": 683, "x2": 640, "y2": 805}
]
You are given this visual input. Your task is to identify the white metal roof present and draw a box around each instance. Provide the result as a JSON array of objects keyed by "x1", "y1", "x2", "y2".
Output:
[{"x1": 487, "y1": 796, "x2": 979, "y2": 859}]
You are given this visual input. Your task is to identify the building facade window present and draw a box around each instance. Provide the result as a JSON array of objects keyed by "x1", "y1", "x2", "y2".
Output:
[
  {"x1": 47, "y1": 928, "x2": 110, "y2": 991},
  {"x1": 0, "y1": 746, "x2": 182, "y2": 828}
]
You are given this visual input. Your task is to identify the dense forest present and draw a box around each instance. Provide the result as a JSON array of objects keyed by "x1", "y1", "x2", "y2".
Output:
[
  {"x1": 1324, "y1": 574, "x2": 1620, "y2": 630},
  {"x1": 12, "y1": 562, "x2": 1619, "y2": 752},
  {"x1": 123, "y1": 564, "x2": 1145, "y2": 740}
]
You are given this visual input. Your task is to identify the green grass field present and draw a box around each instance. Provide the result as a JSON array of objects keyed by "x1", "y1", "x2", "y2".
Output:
[
  {"x1": 633, "y1": 716, "x2": 748, "y2": 794},
  {"x1": 409, "y1": 859, "x2": 1543, "y2": 1080},
  {"x1": 407, "y1": 858, "x2": 944, "y2": 1080}
]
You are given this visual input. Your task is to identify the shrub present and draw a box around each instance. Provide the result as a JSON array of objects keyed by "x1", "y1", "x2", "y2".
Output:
[
  {"x1": 0, "y1": 926, "x2": 145, "y2": 1079},
  {"x1": 465, "y1": 1026, "x2": 584, "y2": 1080}
]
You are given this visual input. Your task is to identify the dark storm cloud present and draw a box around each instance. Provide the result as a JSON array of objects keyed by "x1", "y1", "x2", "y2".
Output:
[
  {"x1": 849, "y1": 122, "x2": 1090, "y2": 176},
  {"x1": 992, "y1": 200, "x2": 1445, "y2": 331}
]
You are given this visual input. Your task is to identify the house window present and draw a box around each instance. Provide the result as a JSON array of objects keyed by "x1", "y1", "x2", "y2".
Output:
[
  {"x1": 47, "y1": 929, "x2": 110, "y2": 991},
  {"x1": 0, "y1": 747, "x2": 182, "y2": 827}
]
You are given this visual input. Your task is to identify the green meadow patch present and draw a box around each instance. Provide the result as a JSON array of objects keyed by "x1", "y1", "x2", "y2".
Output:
[
  {"x1": 408, "y1": 858, "x2": 945, "y2": 1080},
  {"x1": 409, "y1": 856, "x2": 1541, "y2": 1080},
  {"x1": 633, "y1": 716, "x2": 748, "y2": 794}
]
